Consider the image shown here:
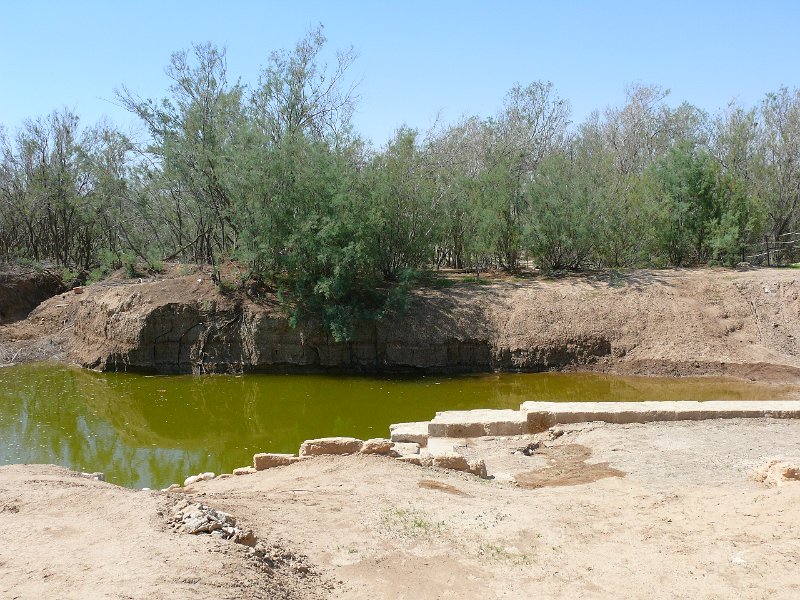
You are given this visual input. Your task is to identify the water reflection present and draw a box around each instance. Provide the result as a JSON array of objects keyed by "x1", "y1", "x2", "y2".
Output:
[{"x1": 0, "y1": 364, "x2": 792, "y2": 489}]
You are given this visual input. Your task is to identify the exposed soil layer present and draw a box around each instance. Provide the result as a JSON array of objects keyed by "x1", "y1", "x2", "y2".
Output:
[
  {"x1": 2, "y1": 266, "x2": 800, "y2": 380},
  {"x1": 3, "y1": 418, "x2": 800, "y2": 599},
  {"x1": 0, "y1": 267, "x2": 64, "y2": 324}
]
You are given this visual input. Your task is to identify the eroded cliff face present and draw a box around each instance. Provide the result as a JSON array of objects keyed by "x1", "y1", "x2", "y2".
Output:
[
  {"x1": 64, "y1": 274, "x2": 611, "y2": 374},
  {"x1": 0, "y1": 268, "x2": 65, "y2": 324},
  {"x1": 8, "y1": 267, "x2": 800, "y2": 379}
]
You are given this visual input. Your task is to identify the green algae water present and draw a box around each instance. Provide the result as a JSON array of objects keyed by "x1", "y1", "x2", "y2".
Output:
[{"x1": 0, "y1": 363, "x2": 793, "y2": 489}]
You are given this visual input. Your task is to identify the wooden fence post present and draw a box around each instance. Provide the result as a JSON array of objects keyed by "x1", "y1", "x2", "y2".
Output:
[{"x1": 765, "y1": 236, "x2": 770, "y2": 267}]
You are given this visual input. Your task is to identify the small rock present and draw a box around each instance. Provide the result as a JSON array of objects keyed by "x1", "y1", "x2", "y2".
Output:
[
  {"x1": 298, "y1": 437, "x2": 363, "y2": 457},
  {"x1": 183, "y1": 475, "x2": 201, "y2": 487},
  {"x1": 183, "y1": 472, "x2": 214, "y2": 487},
  {"x1": 521, "y1": 441, "x2": 540, "y2": 456},
  {"x1": 215, "y1": 473, "x2": 233, "y2": 480},
  {"x1": 234, "y1": 529, "x2": 257, "y2": 547},
  {"x1": 468, "y1": 459, "x2": 488, "y2": 479},
  {"x1": 396, "y1": 455, "x2": 425, "y2": 466}
]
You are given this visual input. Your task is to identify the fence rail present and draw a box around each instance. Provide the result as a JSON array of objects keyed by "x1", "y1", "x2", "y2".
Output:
[{"x1": 745, "y1": 233, "x2": 800, "y2": 266}]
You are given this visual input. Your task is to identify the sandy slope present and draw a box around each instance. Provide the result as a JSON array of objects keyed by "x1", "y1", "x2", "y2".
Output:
[{"x1": 2, "y1": 418, "x2": 799, "y2": 599}]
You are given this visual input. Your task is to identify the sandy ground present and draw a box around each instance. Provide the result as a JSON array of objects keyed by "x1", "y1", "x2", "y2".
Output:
[{"x1": 2, "y1": 418, "x2": 800, "y2": 599}]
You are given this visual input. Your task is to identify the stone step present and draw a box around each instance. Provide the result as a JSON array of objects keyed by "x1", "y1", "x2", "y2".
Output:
[
  {"x1": 428, "y1": 409, "x2": 528, "y2": 438},
  {"x1": 520, "y1": 400, "x2": 800, "y2": 432},
  {"x1": 426, "y1": 437, "x2": 461, "y2": 456},
  {"x1": 389, "y1": 421, "x2": 430, "y2": 446}
]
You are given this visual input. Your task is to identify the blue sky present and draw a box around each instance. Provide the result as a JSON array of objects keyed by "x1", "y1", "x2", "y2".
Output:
[{"x1": 1, "y1": 1, "x2": 798, "y2": 146}]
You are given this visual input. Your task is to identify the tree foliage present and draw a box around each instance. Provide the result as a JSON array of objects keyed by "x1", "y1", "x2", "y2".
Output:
[{"x1": 3, "y1": 31, "x2": 800, "y2": 336}]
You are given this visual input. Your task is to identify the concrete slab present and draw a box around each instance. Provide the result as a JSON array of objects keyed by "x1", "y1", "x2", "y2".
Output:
[
  {"x1": 390, "y1": 421, "x2": 429, "y2": 446},
  {"x1": 428, "y1": 409, "x2": 528, "y2": 438},
  {"x1": 520, "y1": 400, "x2": 800, "y2": 432}
]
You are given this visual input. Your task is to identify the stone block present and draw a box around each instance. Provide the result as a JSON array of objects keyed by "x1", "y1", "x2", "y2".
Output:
[
  {"x1": 298, "y1": 437, "x2": 364, "y2": 457},
  {"x1": 396, "y1": 454, "x2": 432, "y2": 467},
  {"x1": 428, "y1": 409, "x2": 528, "y2": 438},
  {"x1": 392, "y1": 442, "x2": 421, "y2": 457},
  {"x1": 253, "y1": 453, "x2": 300, "y2": 470},
  {"x1": 233, "y1": 466, "x2": 257, "y2": 476},
  {"x1": 360, "y1": 438, "x2": 395, "y2": 455},
  {"x1": 431, "y1": 452, "x2": 470, "y2": 472},
  {"x1": 389, "y1": 421, "x2": 429, "y2": 446},
  {"x1": 520, "y1": 400, "x2": 800, "y2": 431}
]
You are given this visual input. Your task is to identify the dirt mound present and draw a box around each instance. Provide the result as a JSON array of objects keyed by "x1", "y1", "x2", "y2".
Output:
[
  {"x1": 0, "y1": 464, "x2": 326, "y2": 599},
  {"x1": 3, "y1": 267, "x2": 800, "y2": 381}
]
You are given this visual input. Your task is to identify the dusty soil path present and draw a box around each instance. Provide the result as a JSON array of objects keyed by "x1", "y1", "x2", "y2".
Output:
[{"x1": 3, "y1": 419, "x2": 799, "y2": 599}]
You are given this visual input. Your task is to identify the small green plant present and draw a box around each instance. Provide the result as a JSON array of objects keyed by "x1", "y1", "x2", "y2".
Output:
[
  {"x1": 120, "y1": 252, "x2": 139, "y2": 278},
  {"x1": 461, "y1": 276, "x2": 492, "y2": 285},
  {"x1": 380, "y1": 507, "x2": 447, "y2": 539},
  {"x1": 87, "y1": 267, "x2": 109, "y2": 284},
  {"x1": 61, "y1": 267, "x2": 79, "y2": 285},
  {"x1": 146, "y1": 248, "x2": 164, "y2": 273},
  {"x1": 477, "y1": 542, "x2": 532, "y2": 566},
  {"x1": 216, "y1": 276, "x2": 237, "y2": 294}
]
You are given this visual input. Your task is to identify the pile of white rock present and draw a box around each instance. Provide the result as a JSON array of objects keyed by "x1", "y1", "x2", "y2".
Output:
[
  {"x1": 168, "y1": 500, "x2": 256, "y2": 546},
  {"x1": 751, "y1": 459, "x2": 800, "y2": 487}
]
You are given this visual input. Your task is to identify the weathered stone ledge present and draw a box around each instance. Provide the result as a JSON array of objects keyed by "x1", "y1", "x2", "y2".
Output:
[{"x1": 520, "y1": 400, "x2": 800, "y2": 431}]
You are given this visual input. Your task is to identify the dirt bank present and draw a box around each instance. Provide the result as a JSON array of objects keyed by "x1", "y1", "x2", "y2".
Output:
[
  {"x1": 2, "y1": 266, "x2": 800, "y2": 380},
  {"x1": 2, "y1": 418, "x2": 799, "y2": 599},
  {"x1": 0, "y1": 266, "x2": 64, "y2": 325}
]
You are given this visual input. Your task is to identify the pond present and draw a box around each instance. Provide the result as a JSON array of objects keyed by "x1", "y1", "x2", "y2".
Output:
[{"x1": 0, "y1": 363, "x2": 793, "y2": 489}]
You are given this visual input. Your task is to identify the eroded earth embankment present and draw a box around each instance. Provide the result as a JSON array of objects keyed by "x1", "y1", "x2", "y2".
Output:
[{"x1": 3, "y1": 267, "x2": 800, "y2": 380}]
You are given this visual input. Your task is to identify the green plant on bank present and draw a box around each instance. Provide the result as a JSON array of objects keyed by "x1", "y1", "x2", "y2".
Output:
[
  {"x1": 145, "y1": 248, "x2": 163, "y2": 273},
  {"x1": 60, "y1": 267, "x2": 79, "y2": 286},
  {"x1": 178, "y1": 263, "x2": 194, "y2": 276}
]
